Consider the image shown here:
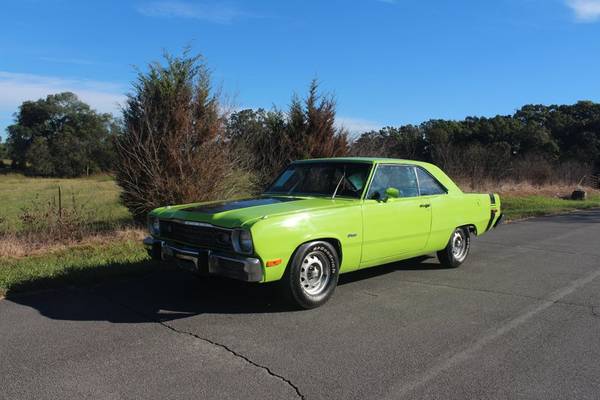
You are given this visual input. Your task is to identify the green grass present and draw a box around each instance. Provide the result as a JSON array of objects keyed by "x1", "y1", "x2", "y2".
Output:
[
  {"x1": 502, "y1": 194, "x2": 600, "y2": 220},
  {"x1": 0, "y1": 173, "x2": 131, "y2": 233},
  {"x1": 0, "y1": 240, "x2": 157, "y2": 297}
]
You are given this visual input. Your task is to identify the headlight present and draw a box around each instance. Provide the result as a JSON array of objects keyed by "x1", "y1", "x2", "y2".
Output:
[
  {"x1": 148, "y1": 216, "x2": 160, "y2": 236},
  {"x1": 232, "y1": 229, "x2": 253, "y2": 254}
]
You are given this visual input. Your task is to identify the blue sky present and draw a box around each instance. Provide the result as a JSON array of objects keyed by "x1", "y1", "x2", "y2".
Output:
[{"x1": 1, "y1": 0, "x2": 600, "y2": 139}]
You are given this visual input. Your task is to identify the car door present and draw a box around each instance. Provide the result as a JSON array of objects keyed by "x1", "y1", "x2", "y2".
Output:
[
  {"x1": 360, "y1": 164, "x2": 432, "y2": 265},
  {"x1": 414, "y1": 166, "x2": 451, "y2": 249}
]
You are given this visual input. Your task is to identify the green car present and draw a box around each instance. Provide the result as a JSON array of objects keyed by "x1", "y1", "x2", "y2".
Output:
[{"x1": 144, "y1": 157, "x2": 502, "y2": 308}]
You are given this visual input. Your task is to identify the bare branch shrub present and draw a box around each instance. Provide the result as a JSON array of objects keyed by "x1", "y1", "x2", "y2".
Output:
[
  {"x1": 226, "y1": 109, "x2": 289, "y2": 191},
  {"x1": 287, "y1": 80, "x2": 349, "y2": 161},
  {"x1": 350, "y1": 130, "x2": 391, "y2": 157},
  {"x1": 440, "y1": 143, "x2": 513, "y2": 188},
  {"x1": 116, "y1": 51, "x2": 235, "y2": 221},
  {"x1": 350, "y1": 126, "x2": 424, "y2": 159},
  {"x1": 226, "y1": 80, "x2": 349, "y2": 190}
]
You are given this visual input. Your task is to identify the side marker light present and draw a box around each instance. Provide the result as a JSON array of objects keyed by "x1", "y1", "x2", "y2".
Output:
[{"x1": 266, "y1": 258, "x2": 283, "y2": 267}]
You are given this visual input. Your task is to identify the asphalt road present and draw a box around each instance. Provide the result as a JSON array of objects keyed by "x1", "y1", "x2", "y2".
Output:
[{"x1": 2, "y1": 210, "x2": 600, "y2": 400}]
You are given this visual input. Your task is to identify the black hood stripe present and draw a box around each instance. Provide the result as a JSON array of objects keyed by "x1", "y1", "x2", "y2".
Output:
[{"x1": 183, "y1": 197, "x2": 299, "y2": 214}]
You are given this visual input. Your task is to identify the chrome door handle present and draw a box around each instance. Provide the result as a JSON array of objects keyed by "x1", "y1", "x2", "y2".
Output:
[{"x1": 419, "y1": 203, "x2": 431, "y2": 208}]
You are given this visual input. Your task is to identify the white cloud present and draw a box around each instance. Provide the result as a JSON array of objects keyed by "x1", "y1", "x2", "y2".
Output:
[
  {"x1": 137, "y1": 1, "x2": 252, "y2": 24},
  {"x1": 566, "y1": 0, "x2": 600, "y2": 22},
  {"x1": 336, "y1": 116, "x2": 382, "y2": 137},
  {"x1": 0, "y1": 71, "x2": 125, "y2": 116}
]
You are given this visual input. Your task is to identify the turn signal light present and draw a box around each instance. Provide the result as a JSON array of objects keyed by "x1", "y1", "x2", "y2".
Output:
[{"x1": 266, "y1": 258, "x2": 282, "y2": 267}]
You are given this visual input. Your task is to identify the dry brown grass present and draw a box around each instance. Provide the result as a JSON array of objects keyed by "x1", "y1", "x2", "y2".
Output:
[
  {"x1": 0, "y1": 227, "x2": 146, "y2": 259},
  {"x1": 457, "y1": 179, "x2": 600, "y2": 198}
]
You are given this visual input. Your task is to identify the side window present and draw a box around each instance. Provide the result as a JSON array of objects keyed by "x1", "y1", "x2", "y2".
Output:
[
  {"x1": 416, "y1": 168, "x2": 447, "y2": 196},
  {"x1": 367, "y1": 165, "x2": 419, "y2": 199}
]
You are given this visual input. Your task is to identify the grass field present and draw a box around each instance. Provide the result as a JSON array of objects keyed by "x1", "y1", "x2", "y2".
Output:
[
  {"x1": 0, "y1": 173, "x2": 131, "y2": 233},
  {"x1": 1, "y1": 172, "x2": 599, "y2": 297},
  {"x1": 501, "y1": 194, "x2": 600, "y2": 220}
]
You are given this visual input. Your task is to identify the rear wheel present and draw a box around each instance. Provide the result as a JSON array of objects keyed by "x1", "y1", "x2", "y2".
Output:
[
  {"x1": 437, "y1": 227, "x2": 470, "y2": 268},
  {"x1": 281, "y1": 241, "x2": 340, "y2": 309}
]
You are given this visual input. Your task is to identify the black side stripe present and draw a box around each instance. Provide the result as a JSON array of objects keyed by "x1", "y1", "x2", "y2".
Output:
[
  {"x1": 489, "y1": 193, "x2": 496, "y2": 205},
  {"x1": 493, "y1": 213, "x2": 503, "y2": 228},
  {"x1": 485, "y1": 210, "x2": 497, "y2": 232}
]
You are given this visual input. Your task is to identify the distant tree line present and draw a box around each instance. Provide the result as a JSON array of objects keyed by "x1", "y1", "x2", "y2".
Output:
[
  {"x1": 0, "y1": 140, "x2": 7, "y2": 162},
  {"x1": 4, "y1": 92, "x2": 118, "y2": 176},
  {"x1": 3, "y1": 50, "x2": 600, "y2": 219},
  {"x1": 351, "y1": 102, "x2": 600, "y2": 187}
]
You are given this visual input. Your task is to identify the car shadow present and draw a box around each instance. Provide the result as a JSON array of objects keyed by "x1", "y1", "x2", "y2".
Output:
[
  {"x1": 338, "y1": 255, "x2": 447, "y2": 285},
  {"x1": 6, "y1": 255, "x2": 447, "y2": 323}
]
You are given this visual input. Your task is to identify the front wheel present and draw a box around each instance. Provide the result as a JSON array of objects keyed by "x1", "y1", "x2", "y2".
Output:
[
  {"x1": 281, "y1": 241, "x2": 340, "y2": 309},
  {"x1": 437, "y1": 227, "x2": 470, "y2": 268}
]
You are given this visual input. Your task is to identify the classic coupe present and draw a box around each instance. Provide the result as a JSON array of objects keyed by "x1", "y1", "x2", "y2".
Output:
[{"x1": 144, "y1": 158, "x2": 502, "y2": 308}]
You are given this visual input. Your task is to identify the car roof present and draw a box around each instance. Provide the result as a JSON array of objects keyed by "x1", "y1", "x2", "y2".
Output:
[
  {"x1": 291, "y1": 157, "x2": 462, "y2": 194},
  {"x1": 293, "y1": 157, "x2": 428, "y2": 166}
]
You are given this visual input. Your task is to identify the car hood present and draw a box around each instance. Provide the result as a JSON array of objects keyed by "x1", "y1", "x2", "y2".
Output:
[{"x1": 152, "y1": 196, "x2": 357, "y2": 229}]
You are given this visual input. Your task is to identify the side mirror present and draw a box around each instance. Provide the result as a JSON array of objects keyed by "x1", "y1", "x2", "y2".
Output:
[{"x1": 384, "y1": 187, "x2": 400, "y2": 201}]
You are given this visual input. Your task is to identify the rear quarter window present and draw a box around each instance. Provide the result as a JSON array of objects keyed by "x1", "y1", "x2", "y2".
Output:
[{"x1": 416, "y1": 167, "x2": 447, "y2": 196}]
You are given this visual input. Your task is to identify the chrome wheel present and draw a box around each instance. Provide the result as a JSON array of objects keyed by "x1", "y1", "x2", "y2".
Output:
[
  {"x1": 299, "y1": 251, "x2": 330, "y2": 296},
  {"x1": 451, "y1": 229, "x2": 468, "y2": 262}
]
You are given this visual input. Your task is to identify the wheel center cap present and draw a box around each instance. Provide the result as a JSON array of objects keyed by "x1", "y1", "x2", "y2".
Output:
[{"x1": 308, "y1": 265, "x2": 321, "y2": 280}]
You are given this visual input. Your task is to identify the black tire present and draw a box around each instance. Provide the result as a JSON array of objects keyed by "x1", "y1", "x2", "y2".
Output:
[
  {"x1": 437, "y1": 227, "x2": 470, "y2": 268},
  {"x1": 148, "y1": 243, "x2": 162, "y2": 261},
  {"x1": 281, "y1": 241, "x2": 340, "y2": 309}
]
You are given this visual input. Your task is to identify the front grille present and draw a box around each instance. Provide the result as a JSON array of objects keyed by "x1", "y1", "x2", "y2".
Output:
[{"x1": 160, "y1": 220, "x2": 233, "y2": 251}]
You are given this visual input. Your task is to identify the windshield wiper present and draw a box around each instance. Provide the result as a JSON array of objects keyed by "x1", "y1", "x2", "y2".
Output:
[
  {"x1": 286, "y1": 180, "x2": 301, "y2": 195},
  {"x1": 331, "y1": 170, "x2": 346, "y2": 199}
]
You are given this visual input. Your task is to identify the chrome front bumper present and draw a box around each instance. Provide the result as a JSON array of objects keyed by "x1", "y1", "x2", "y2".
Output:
[{"x1": 143, "y1": 237, "x2": 263, "y2": 282}]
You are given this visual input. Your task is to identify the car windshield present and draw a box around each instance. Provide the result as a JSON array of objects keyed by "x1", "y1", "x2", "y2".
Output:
[{"x1": 265, "y1": 162, "x2": 372, "y2": 199}]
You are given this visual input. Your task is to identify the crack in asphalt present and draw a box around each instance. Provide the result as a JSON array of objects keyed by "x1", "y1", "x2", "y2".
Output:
[
  {"x1": 94, "y1": 292, "x2": 305, "y2": 400},
  {"x1": 157, "y1": 321, "x2": 306, "y2": 400},
  {"x1": 554, "y1": 299, "x2": 593, "y2": 308},
  {"x1": 551, "y1": 300, "x2": 600, "y2": 319}
]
